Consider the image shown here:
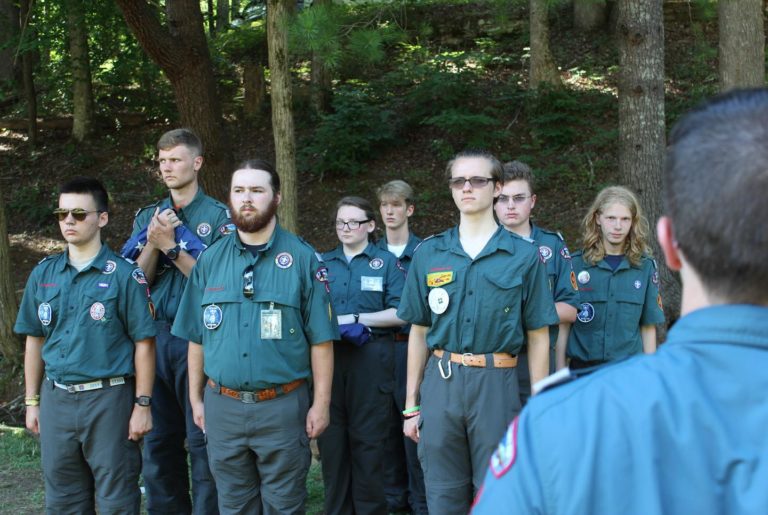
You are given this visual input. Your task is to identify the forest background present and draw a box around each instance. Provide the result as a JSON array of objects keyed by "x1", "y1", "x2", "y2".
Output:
[{"x1": 0, "y1": 0, "x2": 765, "y2": 511}]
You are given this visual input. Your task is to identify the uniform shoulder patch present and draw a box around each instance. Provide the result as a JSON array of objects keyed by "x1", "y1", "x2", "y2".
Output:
[
  {"x1": 489, "y1": 416, "x2": 519, "y2": 478},
  {"x1": 37, "y1": 254, "x2": 56, "y2": 265}
]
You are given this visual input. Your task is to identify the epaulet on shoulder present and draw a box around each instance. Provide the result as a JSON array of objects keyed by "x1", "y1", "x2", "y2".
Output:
[
  {"x1": 134, "y1": 200, "x2": 162, "y2": 218},
  {"x1": 645, "y1": 255, "x2": 658, "y2": 269},
  {"x1": 413, "y1": 233, "x2": 438, "y2": 253},
  {"x1": 123, "y1": 256, "x2": 136, "y2": 265},
  {"x1": 537, "y1": 226, "x2": 564, "y2": 241},
  {"x1": 508, "y1": 231, "x2": 536, "y2": 245},
  {"x1": 296, "y1": 236, "x2": 321, "y2": 257},
  {"x1": 210, "y1": 198, "x2": 229, "y2": 211},
  {"x1": 532, "y1": 366, "x2": 598, "y2": 395},
  {"x1": 37, "y1": 254, "x2": 56, "y2": 265}
]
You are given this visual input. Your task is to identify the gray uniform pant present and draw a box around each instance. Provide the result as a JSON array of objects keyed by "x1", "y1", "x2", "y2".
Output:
[
  {"x1": 417, "y1": 353, "x2": 521, "y2": 515},
  {"x1": 204, "y1": 382, "x2": 311, "y2": 515},
  {"x1": 318, "y1": 336, "x2": 395, "y2": 515},
  {"x1": 39, "y1": 377, "x2": 141, "y2": 515}
]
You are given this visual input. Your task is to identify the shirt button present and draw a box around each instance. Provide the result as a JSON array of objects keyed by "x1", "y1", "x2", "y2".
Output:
[
  {"x1": 466, "y1": 318, "x2": 471, "y2": 323},
  {"x1": 243, "y1": 323, "x2": 248, "y2": 327},
  {"x1": 468, "y1": 291, "x2": 473, "y2": 295},
  {"x1": 504, "y1": 307, "x2": 510, "y2": 313},
  {"x1": 243, "y1": 353, "x2": 248, "y2": 357},
  {"x1": 289, "y1": 328, "x2": 295, "y2": 334},
  {"x1": 244, "y1": 381, "x2": 249, "y2": 386}
]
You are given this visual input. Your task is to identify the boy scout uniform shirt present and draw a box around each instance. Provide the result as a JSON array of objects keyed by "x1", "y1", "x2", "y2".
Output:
[
  {"x1": 569, "y1": 252, "x2": 664, "y2": 361},
  {"x1": 131, "y1": 188, "x2": 231, "y2": 322},
  {"x1": 529, "y1": 224, "x2": 580, "y2": 348},
  {"x1": 397, "y1": 226, "x2": 558, "y2": 354},
  {"x1": 171, "y1": 225, "x2": 339, "y2": 391},
  {"x1": 375, "y1": 232, "x2": 422, "y2": 274},
  {"x1": 474, "y1": 305, "x2": 768, "y2": 515},
  {"x1": 323, "y1": 242, "x2": 404, "y2": 335},
  {"x1": 14, "y1": 245, "x2": 157, "y2": 383}
]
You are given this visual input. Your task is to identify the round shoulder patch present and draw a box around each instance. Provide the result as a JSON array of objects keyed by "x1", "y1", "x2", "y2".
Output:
[
  {"x1": 276, "y1": 252, "x2": 294, "y2": 269},
  {"x1": 369, "y1": 257, "x2": 384, "y2": 270},
  {"x1": 102, "y1": 260, "x2": 117, "y2": 275},
  {"x1": 577, "y1": 302, "x2": 595, "y2": 323},
  {"x1": 204, "y1": 304, "x2": 223, "y2": 329},
  {"x1": 538, "y1": 245, "x2": 553, "y2": 262},
  {"x1": 38, "y1": 303, "x2": 52, "y2": 326},
  {"x1": 490, "y1": 416, "x2": 519, "y2": 478},
  {"x1": 197, "y1": 223, "x2": 212, "y2": 237},
  {"x1": 560, "y1": 246, "x2": 571, "y2": 260}
]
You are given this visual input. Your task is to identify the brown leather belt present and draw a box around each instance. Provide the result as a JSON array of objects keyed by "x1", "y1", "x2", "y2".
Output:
[
  {"x1": 207, "y1": 378, "x2": 305, "y2": 403},
  {"x1": 394, "y1": 333, "x2": 409, "y2": 342},
  {"x1": 432, "y1": 349, "x2": 518, "y2": 368}
]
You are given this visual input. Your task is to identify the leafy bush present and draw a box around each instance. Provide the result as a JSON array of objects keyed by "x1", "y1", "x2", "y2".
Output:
[{"x1": 301, "y1": 86, "x2": 399, "y2": 177}]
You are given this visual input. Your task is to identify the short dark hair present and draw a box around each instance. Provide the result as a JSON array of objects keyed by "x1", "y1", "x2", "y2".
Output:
[
  {"x1": 665, "y1": 88, "x2": 768, "y2": 303},
  {"x1": 445, "y1": 149, "x2": 503, "y2": 183},
  {"x1": 59, "y1": 176, "x2": 109, "y2": 213},
  {"x1": 501, "y1": 160, "x2": 535, "y2": 193},
  {"x1": 157, "y1": 128, "x2": 203, "y2": 156},
  {"x1": 234, "y1": 159, "x2": 281, "y2": 194}
]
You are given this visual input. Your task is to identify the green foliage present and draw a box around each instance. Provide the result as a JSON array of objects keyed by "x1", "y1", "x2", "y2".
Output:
[
  {"x1": 8, "y1": 182, "x2": 57, "y2": 229},
  {"x1": 301, "y1": 85, "x2": 399, "y2": 177}
]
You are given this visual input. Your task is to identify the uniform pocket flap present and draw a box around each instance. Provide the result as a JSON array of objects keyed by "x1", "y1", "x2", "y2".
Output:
[{"x1": 484, "y1": 273, "x2": 523, "y2": 290}]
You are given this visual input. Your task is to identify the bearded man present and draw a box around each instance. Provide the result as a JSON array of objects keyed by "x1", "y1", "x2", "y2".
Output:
[{"x1": 171, "y1": 159, "x2": 338, "y2": 514}]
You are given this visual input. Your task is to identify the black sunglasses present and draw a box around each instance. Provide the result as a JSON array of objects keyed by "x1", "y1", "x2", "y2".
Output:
[
  {"x1": 53, "y1": 208, "x2": 102, "y2": 222},
  {"x1": 243, "y1": 265, "x2": 254, "y2": 299}
]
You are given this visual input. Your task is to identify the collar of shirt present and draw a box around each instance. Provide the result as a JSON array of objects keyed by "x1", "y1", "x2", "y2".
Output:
[
  {"x1": 56, "y1": 243, "x2": 111, "y2": 273},
  {"x1": 437, "y1": 225, "x2": 517, "y2": 260},
  {"x1": 325, "y1": 241, "x2": 379, "y2": 264}
]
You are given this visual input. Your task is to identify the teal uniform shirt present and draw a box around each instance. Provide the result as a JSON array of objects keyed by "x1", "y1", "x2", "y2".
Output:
[
  {"x1": 397, "y1": 226, "x2": 558, "y2": 354},
  {"x1": 323, "y1": 241, "x2": 405, "y2": 335},
  {"x1": 376, "y1": 232, "x2": 421, "y2": 336},
  {"x1": 529, "y1": 224, "x2": 580, "y2": 348},
  {"x1": 171, "y1": 225, "x2": 339, "y2": 391},
  {"x1": 131, "y1": 188, "x2": 232, "y2": 322},
  {"x1": 568, "y1": 252, "x2": 664, "y2": 361},
  {"x1": 14, "y1": 244, "x2": 157, "y2": 384}
]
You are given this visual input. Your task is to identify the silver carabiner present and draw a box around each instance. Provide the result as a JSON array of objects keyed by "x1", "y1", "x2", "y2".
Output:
[{"x1": 438, "y1": 357, "x2": 452, "y2": 379}]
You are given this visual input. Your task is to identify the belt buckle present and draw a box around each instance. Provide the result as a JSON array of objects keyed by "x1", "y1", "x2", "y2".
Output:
[
  {"x1": 240, "y1": 391, "x2": 256, "y2": 404},
  {"x1": 66, "y1": 385, "x2": 77, "y2": 393},
  {"x1": 461, "y1": 353, "x2": 474, "y2": 367}
]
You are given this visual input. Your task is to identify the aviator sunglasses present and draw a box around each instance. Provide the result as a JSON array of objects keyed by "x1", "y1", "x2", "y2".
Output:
[{"x1": 52, "y1": 208, "x2": 102, "y2": 222}]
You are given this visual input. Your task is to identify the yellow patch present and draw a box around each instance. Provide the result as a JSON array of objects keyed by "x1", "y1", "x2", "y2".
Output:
[
  {"x1": 657, "y1": 294, "x2": 663, "y2": 310},
  {"x1": 426, "y1": 271, "x2": 454, "y2": 287},
  {"x1": 570, "y1": 270, "x2": 578, "y2": 291}
]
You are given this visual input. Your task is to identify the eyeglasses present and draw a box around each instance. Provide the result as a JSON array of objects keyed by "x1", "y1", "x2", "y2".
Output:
[
  {"x1": 448, "y1": 176, "x2": 494, "y2": 190},
  {"x1": 53, "y1": 208, "x2": 101, "y2": 222},
  {"x1": 243, "y1": 265, "x2": 254, "y2": 299},
  {"x1": 335, "y1": 219, "x2": 371, "y2": 231},
  {"x1": 497, "y1": 194, "x2": 532, "y2": 206}
]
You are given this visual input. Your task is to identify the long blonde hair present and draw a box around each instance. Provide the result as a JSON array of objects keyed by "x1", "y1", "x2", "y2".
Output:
[{"x1": 581, "y1": 186, "x2": 651, "y2": 266}]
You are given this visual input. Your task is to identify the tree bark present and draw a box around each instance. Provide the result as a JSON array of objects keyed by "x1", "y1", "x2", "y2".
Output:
[
  {"x1": 267, "y1": 0, "x2": 299, "y2": 233},
  {"x1": 0, "y1": 194, "x2": 22, "y2": 365},
  {"x1": 574, "y1": 0, "x2": 607, "y2": 32},
  {"x1": 310, "y1": 0, "x2": 333, "y2": 114},
  {"x1": 243, "y1": 58, "x2": 266, "y2": 119},
  {"x1": 617, "y1": 0, "x2": 679, "y2": 334},
  {"x1": 0, "y1": 0, "x2": 18, "y2": 84},
  {"x1": 19, "y1": 0, "x2": 36, "y2": 148},
  {"x1": 529, "y1": 0, "x2": 562, "y2": 89},
  {"x1": 216, "y1": 0, "x2": 229, "y2": 33},
  {"x1": 718, "y1": 0, "x2": 765, "y2": 92},
  {"x1": 115, "y1": 0, "x2": 230, "y2": 201},
  {"x1": 65, "y1": 0, "x2": 95, "y2": 142}
]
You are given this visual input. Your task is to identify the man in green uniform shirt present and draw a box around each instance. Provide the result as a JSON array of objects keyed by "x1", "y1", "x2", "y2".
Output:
[
  {"x1": 172, "y1": 159, "x2": 338, "y2": 514},
  {"x1": 127, "y1": 128, "x2": 229, "y2": 514},
  {"x1": 15, "y1": 177, "x2": 156, "y2": 514},
  {"x1": 397, "y1": 150, "x2": 558, "y2": 514},
  {"x1": 493, "y1": 161, "x2": 579, "y2": 400}
]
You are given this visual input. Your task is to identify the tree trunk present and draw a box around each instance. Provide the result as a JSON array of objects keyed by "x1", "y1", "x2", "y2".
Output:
[
  {"x1": 19, "y1": 0, "x2": 36, "y2": 148},
  {"x1": 207, "y1": 0, "x2": 215, "y2": 36},
  {"x1": 65, "y1": 0, "x2": 95, "y2": 142},
  {"x1": 0, "y1": 194, "x2": 22, "y2": 365},
  {"x1": 216, "y1": 0, "x2": 229, "y2": 33},
  {"x1": 243, "y1": 58, "x2": 266, "y2": 119},
  {"x1": 574, "y1": 0, "x2": 607, "y2": 31},
  {"x1": 529, "y1": 0, "x2": 562, "y2": 89},
  {"x1": 115, "y1": 0, "x2": 230, "y2": 201},
  {"x1": 267, "y1": 0, "x2": 299, "y2": 233},
  {"x1": 0, "y1": 0, "x2": 18, "y2": 84},
  {"x1": 718, "y1": 0, "x2": 765, "y2": 92},
  {"x1": 310, "y1": 0, "x2": 333, "y2": 114},
  {"x1": 617, "y1": 0, "x2": 679, "y2": 334}
]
